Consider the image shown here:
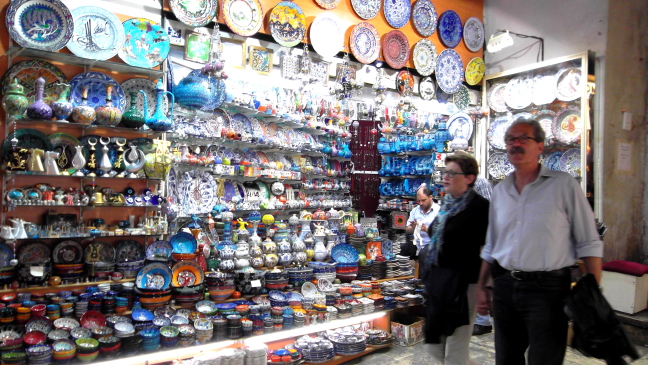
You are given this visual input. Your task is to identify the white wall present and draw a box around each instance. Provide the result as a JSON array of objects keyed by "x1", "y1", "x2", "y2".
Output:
[{"x1": 483, "y1": 0, "x2": 608, "y2": 74}]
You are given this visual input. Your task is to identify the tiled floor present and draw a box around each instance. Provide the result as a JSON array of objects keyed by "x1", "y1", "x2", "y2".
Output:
[{"x1": 344, "y1": 332, "x2": 648, "y2": 365}]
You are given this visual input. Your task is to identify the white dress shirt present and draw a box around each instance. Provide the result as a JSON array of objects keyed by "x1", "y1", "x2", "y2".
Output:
[
  {"x1": 481, "y1": 165, "x2": 603, "y2": 271},
  {"x1": 407, "y1": 202, "x2": 440, "y2": 247}
]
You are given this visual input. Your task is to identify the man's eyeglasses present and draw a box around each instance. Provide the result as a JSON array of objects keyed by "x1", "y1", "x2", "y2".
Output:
[
  {"x1": 505, "y1": 135, "x2": 540, "y2": 145},
  {"x1": 441, "y1": 171, "x2": 466, "y2": 178}
]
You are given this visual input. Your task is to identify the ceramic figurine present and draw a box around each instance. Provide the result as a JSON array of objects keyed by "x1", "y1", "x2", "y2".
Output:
[
  {"x1": 434, "y1": 120, "x2": 452, "y2": 152},
  {"x1": 50, "y1": 83, "x2": 73, "y2": 122},
  {"x1": 26, "y1": 78, "x2": 52, "y2": 120},
  {"x1": 95, "y1": 84, "x2": 122, "y2": 126},
  {"x1": 72, "y1": 86, "x2": 95, "y2": 124},
  {"x1": 141, "y1": 80, "x2": 175, "y2": 131},
  {"x1": 121, "y1": 91, "x2": 146, "y2": 129},
  {"x1": 2, "y1": 78, "x2": 28, "y2": 120}
]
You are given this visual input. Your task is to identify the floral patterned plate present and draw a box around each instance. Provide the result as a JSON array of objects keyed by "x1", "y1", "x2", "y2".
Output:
[
  {"x1": 453, "y1": 85, "x2": 470, "y2": 111},
  {"x1": 1, "y1": 60, "x2": 67, "y2": 105},
  {"x1": 382, "y1": 30, "x2": 409, "y2": 70},
  {"x1": 349, "y1": 22, "x2": 380, "y2": 65},
  {"x1": 412, "y1": 0, "x2": 437, "y2": 37},
  {"x1": 412, "y1": 39, "x2": 437, "y2": 77},
  {"x1": 115, "y1": 240, "x2": 144, "y2": 263},
  {"x1": 534, "y1": 109, "x2": 556, "y2": 140},
  {"x1": 542, "y1": 151, "x2": 563, "y2": 171},
  {"x1": 84, "y1": 241, "x2": 115, "y2": 264},
  {"x1": 222, "y1": 0, "x2": 263, "y2": 37},
  {"x1": 69, "y1": 72, "x2": 126, "y2": 112},
  {"x1": 383, "y1": 0, "x2": 411, "y2": 29},
  {"x1": 487, "y1": 83, "x2": 508, "y2": 112},
  {"x1": 146, "y1": 240, "x2": 173, "y2": 262},
  {"x1": 118, "y1": 18, "x2": 169, "y2": 69},
  {"x1": 418, "y1": 77, "x2": 436, "y2": 101},
  {"x1": 136, "y1": 262, "x2": 172, "y2": 290},
  {"x1": 463, "y1": 17, "x2": 484, "y2": 52},
  {"x1": 554, "y1": 67, "x2": 582, "y2": 102},
  {"x1": 487, "y1": 116, "x2": 511, "y2": 150},
  {"x1": 435, "y1": 49, "x2": 463, "y2": 94},
  {"x1": 447, "y1": 112, "x2": 473, "y2": 140},
  {"x1": 465, "y1": 57, "x2": 485, "y2": 85},
  {"x1": 351, "y1": 0, "x2": 381, "y2": 20},
  {"x1": 171, "y1": 260, "x2": 204, "y2": 287},
  {"x1": 559, "y1": 148, "x2": 581, "y2": 177},
  {"x1": 169, "y1": 0, "x2": 218, "y2": 27},
  {"x1": 438, "y1": 10, "x2": 463, "y2": 48},
  {"x1": 552, "y1": 105, "x2": 581, "y2": 144},
  {"x1": 531, "y1": 74, "x2": 556, "y2": 106},
  {"x1": 52, "y1": 240, "x2": 83, "y2": 264},
  {"x1": 19, "y1": 241, "x2": 51, "y2": 265},
  {"x1": 487, "y1": 152, "x2": 514, "y2": 180},
  {"x1": 6, "y1": 0, "x2": 74, "y2": 52},
  {"x1": 504, "y1": 76, "x2": 533, "y2": 110},
  {"x1": 315, "y1": 0, "x2": 341, "y2": 9},
  {"x1": 269, "y1": 1, "x2": 306, "y2": 48}
]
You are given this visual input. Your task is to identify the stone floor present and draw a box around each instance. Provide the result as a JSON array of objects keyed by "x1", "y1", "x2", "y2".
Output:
[{"x1": 344, "y1": 332, "x2": 648, "y2": 365}]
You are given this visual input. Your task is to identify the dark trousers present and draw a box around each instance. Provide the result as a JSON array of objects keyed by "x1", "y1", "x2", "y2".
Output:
[{"x1": 492, "y1": 269, "x2": 572, "y2": 365}]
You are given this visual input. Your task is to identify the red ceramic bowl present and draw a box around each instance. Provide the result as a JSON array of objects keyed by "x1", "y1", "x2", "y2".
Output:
[{"x1": 23, "y1": 330, "x2": 47, "y2": 346}]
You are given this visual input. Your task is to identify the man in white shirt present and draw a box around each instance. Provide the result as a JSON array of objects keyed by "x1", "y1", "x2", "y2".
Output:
[
  {"x1": 476, "y1": 119, "x2": 602, "y2": 365},
  {"x1": 406, "y1": 185, "x2": 440, "y2": 249}
]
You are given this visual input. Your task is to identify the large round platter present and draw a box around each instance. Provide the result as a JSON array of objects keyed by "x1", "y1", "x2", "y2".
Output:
[
  {"x1": 1, "y1": 60, "x2": 67, "y2": 105},
  {"x1": 447, "y1": 112, "x2": 473, "y2": 140},
  {"x1": 531, "y1": 74, "x2": 556, "y2": 106},
  {"x1": 121, "y1": 78, "x2": 169, "y2": 119},
  {"x1": 115, "y1": 240, "x2": 144, "y2": 263},
  {"x1": 170, "y1": 232, "x2": 197, "y2": 254},
  {"x1": 383, "y1": 0, "x2": 411, "y2": 29},
  {"x1": 69, "y1": 72, "x2": 126, "y2": 112},
  {"x1": 534, "y1": 109, "x2": 556, "y2": 140},
  {"x1": 511, "y1": 112, "x2": 533, "y2": 124},
  {"x1": 552, "y1": 105, "x2": 581, "y2": 145},
  {"x1": 382, "y1": 30, "x2": 409, "y2": 70},
  {"x1": 542, "y1": 151, "x2": 563, "y2": 171},
  {"x1": 487, "y1": 83, "x2": 508, "y2": 112},
  {"x1": 269, "y1": 1, "x2": 306, "y2": 48},
  {"x1": 186, "y1": 171, "x2": 218, "y2": 214},
  {"x1": 437, "y1": 10, "x2": 462, "y2": 48},
  {"x1": 0, "y1": 243, "x2": 15, "y2": 268},
  {"x1": 504, "y1": 76, "x2": 533, "y2": 110},
  {"x1": 136, "y1": 262, "x2": 172, "y2": 290},
  {"x1": 84, "y1": 241, "x2": 115, "y2": 264},
  {"x1": 487, "y1": 116, "x2": 511, "y2": 150},
  {"x1": 396, "y1": 71, "x2": 414, "y2": 96},
  {"x1": 351, "y1": 0, "x2": 381, "y2": 19},
  {"x1": 418, "y1": 77, "x2": 436, "y2": 101},
  {"x1": 48, "y1": 132, "x2": 80, "y2": 172},
  {"x1": 452, "y1": 85, "x2": 470, "y2": 111},
  {"x1": 222, "y1": 0, "x2": 263, "y2": 37},
  {"x1": 554, "y1": 67, "x2": 582, "y2": 102},
  {"x1": 52, "y1": 240, "x2": 83, "y2": 264},
  {"x1": 487, "y1": 152, "x2": 514, "y2": 180},
  {"x1": 412, "y1": 39, "x2": 437, "y2": 77},
  {"x1": 19, "y1": 241, "x2": 51, "y2": 265},
  {"x1": 435, "y1": 49, "x2": 463, "y2": 94},
  {"x1": 118, "y1": 18, "x2": 169, "y2": 68},
  {"x1": 412, "y1": 0, "x2": 437, "y2": 37},
  {"x1": 146, "y1": 240, "x2": 172, "y2": 262},
  {"x1": 315, "y1": 0, "x2": 341, "y2": 10},
  {"x1": 465, "y1": 57, "x2": 485, "y2": 85},
  {"x1": 169, "y1": 0, "x2": 218, "y2": 27},
  {"x1": 559, "y1": 148, "x2": 581, "y2": 177},
  {"x1": 6, "y1": 0, "x2": 73, "y2": 52},
  {"x1": 68, "y1": 6, "x2": 125, "y2": 61},
  {"x1": 310, "y1": 13, "x2": 344, "y2": 58},
  {"x1": 2, "y1": 128, "x2": 53, "y2": 156},
  {"x1": 349, "y1": 22, "x2": 380, "y2": 65},
  {"x1": 463, "y1": 17, "x2": 484, "y2": 52},
  {"x1": 171, "y1": 261, "x2": 204, "y2": 287}
]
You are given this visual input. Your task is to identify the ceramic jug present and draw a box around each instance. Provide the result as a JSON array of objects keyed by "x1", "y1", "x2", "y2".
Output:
[
  {"x1": 174, "y1": 70, "x2": 211, "y2": 110},
  {"x1": 26, "y1": 78, "x2": 52, "y2": 120},
  {"x1": 141, "y1": 80, "x2": 175, "y2": 131},
  {"x1": 72, "y1": 86, "x2": 95, "y2": 124},
  {"x1": 71, "y1": 145, "x2": 86, "y2": 176},
  {"x1": 51, "y1": 83, "x2": 73, "y2": 122},
  {"x1": 95, "y1": 84, "x2": 122, "y2": 126},
  {"x1": 2, "y1": 78, "x2": 28, "y2": 120},
  {"x1": 121, "y1": 91, "x2": 146, "y2": 129}
]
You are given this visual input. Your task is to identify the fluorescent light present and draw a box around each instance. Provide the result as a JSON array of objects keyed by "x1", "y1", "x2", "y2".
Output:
[{"x1": 487, "y1": 31, "x2": 514, "y2": 53}]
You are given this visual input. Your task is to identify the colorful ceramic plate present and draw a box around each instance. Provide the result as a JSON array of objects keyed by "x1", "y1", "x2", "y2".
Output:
[
  {"x1": 310, "y1": 12, "x2": 343, "y2": 58},
  {"x1": 531, "y1": 74, "x2": 557, "y2": 106},
  {"x1": 438, "y1": 10, "x2": 462, "y2": 48},
  {"x1": 452, "y1": 85, "x2": 471, "y2": 111},
  {"x1": 487, "y1": 152, "x2": 514, "y2": 180},
  {"x1": 465, "y1": 57, "x2": 485, "y2": 85},
  {"x1": 315, "y1": 0, "x2": 341, "y2": 9},
  {"x1": 382, "y1": 30, "x2": 409, "y2": 70},
  {"x1": 18, "y1": 241, "x2": 51, "y2": 265},
  {"x1": 118, "y1": 18, "x2": 169, "y2": 69},
  {"x1": 84, "y1": 241, "x2": 115, "y2": 263},
  {"x1": 396, "y1": 70, "x2": 414, "y2": 96},
  {"x1": 169, "y1": 0, "x2": 218, "y2": 27},
  {"x1": 504, "y1": 76, "x2": 533, "y2": 110},
  {"x1": 136, "y1": 262, "x2": 172, "y2": 290},
  {"x1": 69, "y1": 72, "x2": 126, "y2": 112},
  {"x1": 1, "y1": 60, "x2": 67, "y2": 105},
  {"x1": 48, "y1": 132, "x2": 80, "y2": 171},
  {"x1": 79, "y1": 311, "x2": 106, "y2": 330},
  {"x1": 418, "y1": 77, "x2": 436, "y2": 101},
  {"x1": 487, "y1": 83, "x2": 508, "y2": 112},
  {"x1": 534, "y1": 109, "x2": 556, "y2": 140},
  {"x1": 115, "y1": 240, "x2": 144, "y2": 263},
  {"x1": 2, "y1": 128, "x2": 53, "y2": 158},
  {"x1": 383, "y1": 0, "x2": 411, "y2": 29},
  {"x1": 555, "y1": 67, "x2": 582, "y2": 102},
  {"x1": 447, "y1": 112, "x2": 473, "y2": 140},
  {"x1": 487, "y1": 115, "x2": 511, "y2": 150},
  {"x1": 0, "y1": 243, "x2": 15, "y2": 268},
  {"x1": 552, "y1": 105, "x2": 582, "y2": 145},
  {"x1": 412, "y1": 39, "x2": 437, "y2": 77},
  {"x1": 222, "y1": 0, "x2": 263, "y2": 37},
  {"x1": 349, "y1": 22, "x2": 380, "y2": 65},
  {"x1": 559, "y1": 148, "x2": 581, "y2": 177},
  {"x1": 121, "y1": 78, "x2": 169, "y2": 118},
  {"x1": 463, "y1": 17, "x2": 484, "y2": 52},
  {"x1": 171, "y1": 261, "x2": 204, "y2": 287},
  {"x1": 542, "y1": 151, "x2": 563, "y2": 171},
  {"x1": 68, "y1": 6, "x2": 125, "y2": 61},
  {"x1": 52, "y1": 240, "x2": 83, "y2": 264},
  {"x1": 6, "y1": 0, "x2": 74, "y2": 51},
  {"x1": 269, "y1": 1, "x2": 306, "y2": 48},
  {"x1": 412, "y1": 0, "x2": 437, "y2": 37},
  {"x1": 351, "y1": 0, "x2": 381, "y2": 19},
  {"x1": 146, "y1": 240, "x2": 172, "y2": 262},
  {"x1": 170, "y1": 232, "x2": 197, "y2": 254},
  {"x1": 435, "y1": 49, "x2": 463, "y2": 94}
]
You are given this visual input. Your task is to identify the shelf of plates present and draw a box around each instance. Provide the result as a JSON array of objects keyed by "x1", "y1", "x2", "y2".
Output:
[{"x1": 478, "y1": 52, "x2": 592, "y2": 193}]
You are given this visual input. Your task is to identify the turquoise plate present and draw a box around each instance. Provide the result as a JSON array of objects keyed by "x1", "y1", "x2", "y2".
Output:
[{"x1": 169, "y1": 232, "x2": 197, "y2": 254}]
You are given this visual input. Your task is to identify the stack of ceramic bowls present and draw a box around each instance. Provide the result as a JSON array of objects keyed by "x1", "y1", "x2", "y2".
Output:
[
  {"x1": 51, "y1": 339, "x2": 76, "y2": 364},
  {"x1": 335, "y1": 304, "x2": 352, "y2": 319},
  {"x1": 226, "y1": 315, "x2": 242, "y2": 339},
  {"x1": 73, "y1": 301, "x2": 88, "y2": 319},
  {"x1": 193, "y1": 318, "x2": 213, "y2": 344},
  {"x1": 293, "y1": 336, "x2": 335, "y2": 363},
  {"x1": 74, "y1": 338, "x2": 99, "y2": 363},
  {"x1": 357, "y1": 262, "x2": 373, "y2": 280},
  {"x1": 268, "y1": 291, "x2": 288, "y2": 308},
  {"x1": 47, "y1": 330, "x2": 70, "y2": 344},
  {"x1": 46, "y1": 305, "x2": 60, "y2": 320},
  {"x1": 287, "y1": 267, "x2": 314, "y2": 287},
  {"x1": 69, "y1": 328, "x2": 91, "y2": 341},
  {"x1": 326, "y1": 329, "x2": 367, "y2": 355},
  {"x1": 1, "y1": 351, "x2": 26, "y2": 365},
  {"x1": 90, "y1": 327, "x2": 112, "y2": 341},
  {"x1": 131, "y1": 309, "x2": 154, "y2": 331},
  {"x1": 0, "y1": 328, "x2": 23, "y2": 353},
  {"x1": 139, "y1": 327, "x2": 160, "y2": 351},
  {"x1": 234, "y1": 269, "x2": 266, "y2": 296},
  {"x1": 205, "y1": 271, "x2": 235, "y2": 301},
  {"x1": 176, "y1": 325, "x2": 195, "y2": 347},
  {"x1": 98, "y1": 336, "x2": 120, "y2": 358},
  {"x1": 105, "y1": 315, "x2": 131, "y2": 330},
  {"x1": 368, "y1": 294, "x2": 385, "y2": 310},
  {"x1": 243, "y1": 343, "x2": 267, "y2": 365},
  {"x1": 335, "y1": 263, "x2": 359, "y2": 283},
  {"x1": 116, "y1": 260, "x2": 145, "y2": 279},
  {"x1": 172, "y1": 285, "x2": 205, "y2": 309},
  {"x1": 53, "y1": 263, "x2": 84, "y2": 282},
  {"x1": 264, "y1": 269, "x2": 288, "y2": 291},
  {"x1": 308, "y1": 262, "x2": 336, "y2": 282},
  {"x1": 159, "y1": 326, "x2": 179, "y2": 348},
  {"x1": 23, "y1": 331, "x2": 46, "y2": 347},
  {"x1": 15, "y1": 307, "x2": 31, "y2": 324},
  {"x1": 119, "y1": 334, "x2": 141, "y2": 356},
  {"x1": 396, "y1": 255, "x2": 413, "y2": 276},
  {"x1": 118, "y1": 283, "x2": 135, "y2": 309},
  {"x1": 211, "y1": 318, "x2": 227, "y2": 341},
  {"x1": 113, "y1": 322, "x2": 135, "y2": 339}
]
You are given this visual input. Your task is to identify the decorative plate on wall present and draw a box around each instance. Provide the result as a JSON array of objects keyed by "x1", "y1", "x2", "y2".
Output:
[
  {"x1": 559, "y1": 148, "x2": 581, "y2": 177},
  {"x1": 412, "y1": 39, "x2": 437, "y2": 77},
  {"x1": 531, "y1": 74, "x2": 557, "y2": 105},
  {"x1": 222, "y1": 0, "x2": 263, "y2": 37},
  {"x1": 552, "y1": 105, "x2": 582, "y2": 145},
  {"x1": 69, "y1": 72, "x2": 126, "y2": 112},
  {"x1": 382, "y1": 30, "x2": 409, "y2": 70},
  {"x1": 383, "y1": 0, "x2": 411, "y2": 29},
  {"x1": 351, "y1": 0, "x2": 381, "y2": 20},
  {"x1": 534, "y1": 109, "x2": 556, "y2": 140},
  {"x1": 6, "y1": 0, "x2": 74, "y2": 52},
  {"x1": 349, "y1": 22, "x2": 380, "y2": 64},
  {"x1": 118, "y1": 18, "x2": 169, "y2": 68},
  {"x1": 465, "y1": 57, "x2": 485, "y2": 85},
  {"x1": 269, "y1": 1, "x2": 306, "y2": 48},
  {"x1": 121, "y1": 78, "x2": 169, "y2": 118},
  {"x1": 395, "y1": 70, "x2": 414, "y2": 96},
  {"x1": 412, "y1": 0, "x2": 437, "y2": 37},
  {"x1": 542, "y1": 151, "x2": 563, "y2": 171},
  {"x1": 447, "y1": 111, "x2": 473, "y2": 140},
  {"x1": 438, "y1": 10, "x2": 463, "y2": 48},
  {"x1": 504, "y1": 76, "x2": 533, "y2": 110},
  {"x1": 435, "y1": 49, "x2": 463, "y2": 94},
  {"x1": 487, "y1": 83, "x2": 508, "y2": 112},
  {"x1": 1, "y1": 60, "x2": 67, "y2": 104},
  {"x1": 452, "y1": 85, "x2": 471, "y2": 111},
  {"x1": 310, "y1": 13, "x2": 344, "y2": 58},
  {"x1": 487, "y1": 115, "x2": 511, "y2": 150},
  {"x1": 554, "y1": 67, "x2": 582, "y2": 101},
  {"x1": 418, "y1": 77, "x2": 436, "y2": 101},
  {"x1": 315, "y1": 0, "x2": 341, "y2": 10},
  {"x1": 463, "y1": 17, "x2": 484, "y2": 52},
  {"x1": 487, "y1": 152, "x2": 514, "y2": 180},
  {"x1": 68, "y1": 6, "x2": 125, "y2": 61},
  {"x1": 169, "y1": 0, "x2": 218, "y2": 27}
]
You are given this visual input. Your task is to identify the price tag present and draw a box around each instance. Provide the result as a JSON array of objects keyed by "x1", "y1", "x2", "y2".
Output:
[
  {"x1": 251, "y1": 280, "x2": 262, "y2": 288},
  {"x1": 30, "y1": 266, "x2": 45, "y2": 277}
]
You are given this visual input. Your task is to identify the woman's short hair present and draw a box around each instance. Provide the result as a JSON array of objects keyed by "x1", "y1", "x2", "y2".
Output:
[{"x1": 445, "y1": 153, "x2": 479, "y2": 187}]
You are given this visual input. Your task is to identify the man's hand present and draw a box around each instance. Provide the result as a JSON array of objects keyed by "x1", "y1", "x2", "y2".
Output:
[
  {"x1": 476, "y1": 286, "x2": 492, "y2": 316},
  {"x1": 405, "y1": 220, "x2": 418, "y2": 235}
]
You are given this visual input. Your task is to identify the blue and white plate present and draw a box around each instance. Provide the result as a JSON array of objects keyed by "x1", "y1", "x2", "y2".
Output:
[
  {"x1": 382, "y1": 240, "x2": 394, "y2": 260},
  {"x1": 487, "y1": 116, "x2": 511, "y2": 150},
  {"x1": 559, "y1": 148, "x2": 581, "y2": 177},
  {"x1": 438, "y1": 10, "x2": 463, "y2": 48},
  {"x1": 115, "y1": 240, "x2": 144, "y2": 263},
  {"x1": 136, "y1": 262, "x2": 172, "y2": 290},
  {"x1": 463, "y1": 17, "x2": 484, "y2": 52},
  {"x1": 412, "y1": 0, "x2": 437, "y2": 37},
  {"x1": 118, "y1": 18, "x2": 169, "y2": 69},
  {"x1": 69, "y1": 72, "x2": 126, "y2": 112},
  {"x1": 170, "y1": 232, "x2": 197, "y2": 254},
  {"x1": 331, "y1": 244, "x2": 359, "y2": 263},
  {"x1": 383, "y1": 0, "x2": 411, "y2": 29},
  {"x1": 351, "y1": 0, "x2": 381, "y2": 20},
  {"x1": 542, "y1": 151, "x2": 563, "y2": 171},
  {"x1": 146, "y1": 240, "x2": 173, "y2": 262},
  {"x1": 487, "y1": 152, "x2": 514, "y2": 180},
  {"x1": 435, "y1": 49, "x2": 464, "y2": 94},
  {"x1": 447, "y1": 112, "x2": 473, "y2": 140},
  {"x1": 68, "y1": 6, "x2": 125, "y2": 61},
  {"x1": 0, "y1": 243, "x2": 15, "y2": 268},
  {"x1": 6, "y1": 0, "x2": 74, "y2": 52}
]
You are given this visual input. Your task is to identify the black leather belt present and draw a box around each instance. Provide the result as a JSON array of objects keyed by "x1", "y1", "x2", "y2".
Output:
[{"x1": 493, "y1": 261, "x2": 571, "y2": 281}]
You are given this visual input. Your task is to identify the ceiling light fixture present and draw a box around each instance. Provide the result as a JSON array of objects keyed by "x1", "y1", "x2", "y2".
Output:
[{"x1": 487, "y1": 29, "x2": 545, "y2": 62}]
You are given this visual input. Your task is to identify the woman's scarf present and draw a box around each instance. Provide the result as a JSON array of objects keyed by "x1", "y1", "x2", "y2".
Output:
[{"x1": 425, "y1": 189, "x2": 476, "y2": 267}]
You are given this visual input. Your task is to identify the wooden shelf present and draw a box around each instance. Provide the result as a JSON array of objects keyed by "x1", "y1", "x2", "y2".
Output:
[
  {"x1": 0, "y1": 278, "x2": 135, "y2": 295},
  {"x1": 374, "y1": 276, "x2": 415, "y2": 283}
]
